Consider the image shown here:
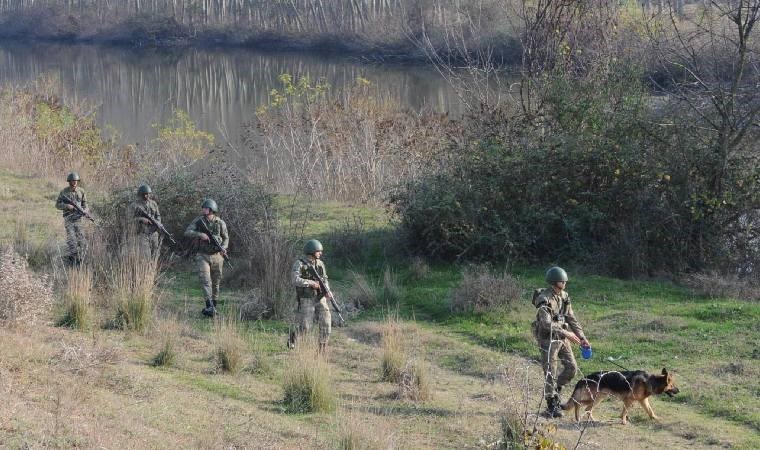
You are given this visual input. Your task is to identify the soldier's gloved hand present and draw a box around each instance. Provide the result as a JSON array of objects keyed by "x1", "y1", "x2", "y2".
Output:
[
  {"x1": 66, "y1": 204, "x2": 75, "y2": 210},
  {"x1": 140, "y1": 218, "x2": 151, "y2": 224},
  {"x1": 566, "y1": 333, "x2": 581, "y2": 345},
  {"x1": 580, "y1": 339, "x2": 590, "y2": 348},
  {"x1": 199, "y1": 234, "x2": 210, "y2": 242},
  {"x1": 309, "y1": 281, "x2": 320, "y2": 289}
]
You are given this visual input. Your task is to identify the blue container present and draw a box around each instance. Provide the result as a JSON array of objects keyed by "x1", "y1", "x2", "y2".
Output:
[{"x1": 581, "y1": 346, "x2": 593, "y2": 360}]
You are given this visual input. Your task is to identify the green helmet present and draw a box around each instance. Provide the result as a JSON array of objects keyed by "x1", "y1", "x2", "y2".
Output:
[
  {"x1": 137, "y1": 184, "x2": 152, "y2": 195},
  {"x1": 201, "y1": 198, "x2": 218, "y2": 213},
  {"x1": 303, "y1": 239, "x2": 323, "y2": 255},
  {"x1": 66, "y1": 172, "x2": 80, "y2": 182},
  {"x1": 545, "y1": 266, "x2": 569, "y2": 283}
]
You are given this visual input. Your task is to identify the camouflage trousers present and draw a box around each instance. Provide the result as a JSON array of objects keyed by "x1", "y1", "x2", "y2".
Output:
[
  {"x1": 64, "y1": 218, "x2": 86, "y2": 264},
  {"x1": 296, "y1": 297, "x2": 331, "y2": 345},
  {"x1": 538, "y1": 337, "x2": 577, "y2": 400},
  {"x1": 137, "y1": 232, "x2": 160, "y2": 259},
  {"x1": 196, "y1": 252, "x2": 224, "y2": 302}
]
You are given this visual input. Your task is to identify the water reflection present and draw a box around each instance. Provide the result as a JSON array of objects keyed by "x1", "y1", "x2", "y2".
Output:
[{"x1": 0, "y1": 42, "x2": 460, "y2": 144}]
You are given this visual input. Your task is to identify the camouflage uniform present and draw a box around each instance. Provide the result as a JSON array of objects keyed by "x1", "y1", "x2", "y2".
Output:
[
  {"x1": 184, "y1": 216, "x2": 228, "y2": 305},
  {"x1": 291, "y1": 258, "x2": 331, "y2": 345},
  {"x1": 128, "y1": 197, "x2": 161, "y2": 258},
  {"x1": 533, "y1": 287, "x2": 587, "y2": 401},
  {"x1": 55, "y1": 186, "x2": 88, "y2": 265}
]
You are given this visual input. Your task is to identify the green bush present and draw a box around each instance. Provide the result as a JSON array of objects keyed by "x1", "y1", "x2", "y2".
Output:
[{"x1": 391, "y1": 64, "x2": 760, "y2": 276}]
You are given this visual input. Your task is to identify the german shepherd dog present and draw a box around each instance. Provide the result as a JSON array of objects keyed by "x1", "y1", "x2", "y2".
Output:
[{"x1": 562, "y1": 368, "x2": 679, "y2": 424}]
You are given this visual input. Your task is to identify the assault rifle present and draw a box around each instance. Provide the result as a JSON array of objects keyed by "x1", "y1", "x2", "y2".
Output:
[
  {"x1": 197, "y1": 217, "x2": 232, "y2": 268},
  {"x1": 301, "y1": 259, "x2": 345, "y2": 325},
  {"x1": 61, "y1": 196, "x2": 96, "y2": 224},
  {"x1": 135, "y1": 205, "x2": 177, "y2": 246}
]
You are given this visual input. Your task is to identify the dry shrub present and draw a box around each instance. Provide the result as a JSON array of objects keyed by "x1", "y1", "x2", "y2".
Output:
[
  {"x1": 408, "y1": 256, "x2": 430, "y2": 280},
  {"x1": 13, "y1": 220, "x2": 58, "y2": 271},
  {"x1": 346, "y1": 271, "x2": 377, "y2": 309},
  {"x1": 333, "y1": 413, "x2": 391, "y2": 450},
  {"x1": 109, "y1": 243, "x2": 160, "y2": 332},
  {"x1": 249, "y1": 340, "x2": 273, "y2": 375},
  {"x1": 151, "y1": 317, "x2": 181, "y2": 367},
  {"x1": 381, "y1": 266, "x2": 402, "y2": 305},
  {"x1": 683, "y1": 272, "x2": 760, "y2": 301},
  {"x1": 397, "y1": 359, "x2": 431, "y2": 402},
  {"x1": 380, "y1": 314, "x2": 405, "y2": 383},
  {"x1": 238, "y1": 289, "x2": 270, "y2": 321},
  {"x1": 213, "y1": 316, "x2": 247, "y2": 374},
  {"x1": 58, "y1": 267, "x2": 94, "y2": 330},
  {"x1": 253, "y1": 230, "x2": 298, "y2": 319},
  {"x1": 53, "y1": 338, "x2": 122, "y2": 375},
  {"x1": 450, "y1": 265, "x2": 522, "y2": 313},
  {"x1": 282, "y1": 337, "x2": 334, "y2": 413},
  {"x1": 0, "y1": 245, "x2": 54, "y2": 324}
]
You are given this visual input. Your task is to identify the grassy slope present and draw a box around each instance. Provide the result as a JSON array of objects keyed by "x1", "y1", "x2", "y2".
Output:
[{"x1": 1, "y1": 170, "x2": 758, "y2": 449}]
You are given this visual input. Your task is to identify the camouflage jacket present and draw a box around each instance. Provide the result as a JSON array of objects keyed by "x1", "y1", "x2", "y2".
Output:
[
  {"x1": 292, "y1": 257, "x2": 329, "y2": 299},
  {"x1": 534, "y1": 288, "x2": 586, "y2": 341},
  {"x1": 184, "y1": 215, "x2": 228, "y2": 255},
  {"x1": 55, "y1": 186, "x2": 87, "y2": 220},
  {"x1": 128, "y1": 198, "x2": 161, "y2": 235}
]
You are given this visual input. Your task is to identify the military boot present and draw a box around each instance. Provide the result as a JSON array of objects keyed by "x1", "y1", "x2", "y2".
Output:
[{"x1": 202, "y1": 299, "x2": 216, "y2": 317}]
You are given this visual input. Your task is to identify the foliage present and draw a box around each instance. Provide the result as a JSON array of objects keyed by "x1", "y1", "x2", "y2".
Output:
[
  {"x1": 379, "y1": 314, "x2": 405, "y2": 383},
  {"x1": 109, "y1": 244, "x2": 160, "y2": 332},
  {"x1": 147, "y1": 109, "x2": 215, "y2": 176},
  {"x1": 397, "y1": 358, "x2": 431, "y2": 402},
  {"x1": 213, "y1": 317, "x2": 247, "y2": 374}
]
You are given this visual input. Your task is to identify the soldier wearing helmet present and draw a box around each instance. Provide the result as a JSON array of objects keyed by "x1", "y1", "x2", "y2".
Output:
[
  {"x1": 289, "y1": 239, "x2": 332, "y2": 352},
  {"x1": 184, "y1": 199, "x2": 228, "y2": 317},
  {"x1": 532, "y1": 266, "x2": 590, "y2": 418},
  {"x1": 55, "y1": 172, "x2": 89, "y2": 266},
  {"x1": 128, "y1": 184, "x2": 161, "y2": 258}
]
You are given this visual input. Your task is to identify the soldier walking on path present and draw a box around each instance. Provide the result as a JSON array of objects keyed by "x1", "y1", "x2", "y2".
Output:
[
  {"x1": 532, "y1": 266, "x2": 591, "y2": 418},
  {"x1": 184, "y1": 199, "x2": 228, "y2": 317},
  {"x1": 55, "y1": 172, "x2": 89, "y2": 266},
  {"x1": 289, "y1": 239, "x2": 332, "y2": 353},
  {"x1": 128, "y1": 184, "x2": 161, "y2": 258}
]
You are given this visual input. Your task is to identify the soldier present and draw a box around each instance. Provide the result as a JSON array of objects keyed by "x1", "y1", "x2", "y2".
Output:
[
  {"x1": 289, "y1": 239, "x2": 332, "y2": 352},
  {"x1": 55, "y1": 172, "x2": 89, "y2": 266},
  {"x1": 184, "y1": 199, "x2": 228, "y2": 317},
  {"x1": 532, "y1": 266, "x2": 591, "y2": 418},
  {"x1": 128, "y1": 184, "x2": 161, "y2": 258}
]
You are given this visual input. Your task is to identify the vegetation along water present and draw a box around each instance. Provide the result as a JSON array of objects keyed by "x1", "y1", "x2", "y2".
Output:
[{"x1": 0, "y1": 1, "x2": 759, "y2": 449}]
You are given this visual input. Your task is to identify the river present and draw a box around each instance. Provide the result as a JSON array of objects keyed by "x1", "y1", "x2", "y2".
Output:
[{"x1": 0, "y1": 42, "x2": 461, "y2": 145}]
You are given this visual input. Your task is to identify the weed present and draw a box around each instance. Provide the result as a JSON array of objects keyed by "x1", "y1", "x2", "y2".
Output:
[
  {"x1": 380, "y1": 314, "x2": 405, "y2": 383},
  {"x1": 683, "y1": 272, "x2": 760, "y2": 301},
  {"x1": 381, "y1": 266, "x2": 402, "y2": 306},
  {"x1": 110, "y1": 243, "x2": 160, "y2": 332},
  {"x1": 282, "y1": 337, "x2": 334, "y2": 413},
  {"x1": 58, "y1": 267, "x2": 93, "y2": 330},
  {"x1": 346, "y1": 271, "x2": 377, "y2": 309},
  {"x1": 213, "y1": 316, "x2": 247, "y2": 374},
  {"x1": 397, "y1": 358, "x2": 431, "y2": 402},
  {"x1": 151, "y1": 317, "x2": 181, "y2": 367},
  {"x1": 0, "y1": 244, "x2": 54, "y2": 324},
  {"x1": 450, "y1": 265, "x2": 522, "y2": 313},
  {"x1": 408, "y1": 256, "x2": 430, "y2": 280}
]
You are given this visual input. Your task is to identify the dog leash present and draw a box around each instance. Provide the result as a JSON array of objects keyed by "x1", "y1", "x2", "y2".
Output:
[{"x1": 600, "y1": 354, "x2": 629, "y2": 371}]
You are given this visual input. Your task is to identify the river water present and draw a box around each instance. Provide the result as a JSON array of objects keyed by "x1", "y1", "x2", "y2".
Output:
[{"x1": 0, "y1": 42, "x2": 460, "y2": 145}]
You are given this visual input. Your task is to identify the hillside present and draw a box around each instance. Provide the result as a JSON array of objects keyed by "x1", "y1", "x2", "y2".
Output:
[{"x1": 0, "y1": 170, "x2": 758, "y2": 449}]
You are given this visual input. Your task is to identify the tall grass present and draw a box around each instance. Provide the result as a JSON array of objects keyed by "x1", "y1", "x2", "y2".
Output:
[
  {"x1": 346, "y1": 271, "x2": 378, "y2": 310},
  {"x1": 58, "y1": 267, "x2": 94, "y2": 330},
  {"x1": 282, "y1": 337, "x2": 335, "y2": 413},
  {"x1": 213, "y1": 316, "x2": 247, "y2": 374},
  {"x1": 253, "y1": 230, "x2": 297, "y2": 319},
  {"x1": 151, "y1": 316, "x2": 181, "y2": 367},
  {"x1": 397, "y1": 359, "x2": 432, "y2": 402},
  {"x1": 450, "y1": 265, "x2": 523, "y2": 313},
  {"x1": 109, "y1": 243, "x2": 160, "y2": 332},
  {"x1": 379, "y1": 314, "x2": 405, "y2": 383}
]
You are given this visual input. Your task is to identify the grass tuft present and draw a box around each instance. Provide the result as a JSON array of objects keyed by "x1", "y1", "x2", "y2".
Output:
[
  {"x1": 346, "y1": 271, "x2": 377, "y2": 309},
  {"x1": 397, "y1": 358, "x2": 431, "y2": 402},
  {"x1": 110, "y1": 244, "x2": 160, "y2": 332},
  {"x1": 213, "y1": 316, "x2": 247, "y2": 374},
  {"x1": 450, "y1": 265, "x2": 522, "y2": 313},
  {"x1": 0, "y1": 244, "x2": 54, "y2": 324},
  {"x1": 282, "y1": 337, "x2": 334, "y2": 413},
  {"x1": 381, "y1": 266, "x2": 403, "y2": 305},
  {"x1": 58, "y1": 267, "x2": 94, "y2": 330},
  {"x1": 151, "y1": 317, "x2": 181, "y2": 367},
  {"x1": 379, "y1": 314, "x2": 405, "y2": 383}
]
